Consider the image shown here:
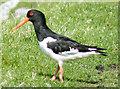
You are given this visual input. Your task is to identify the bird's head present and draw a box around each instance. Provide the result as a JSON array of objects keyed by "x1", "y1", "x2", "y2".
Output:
[{"x1": 12, "y1": 9, "x2": 46, "y2": 31}]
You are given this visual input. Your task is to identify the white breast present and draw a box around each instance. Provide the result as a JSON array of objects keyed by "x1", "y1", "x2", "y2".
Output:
[{"x1": 38, "y1": 37, "x2": 57, "y2": 56}]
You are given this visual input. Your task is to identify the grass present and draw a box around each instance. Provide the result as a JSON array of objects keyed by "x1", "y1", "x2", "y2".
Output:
[
  {"x1": 1, "y1": 2, "x2": 118, "y2": 87},
  {"x1": 0, "y1": 0, "x2": 10, "y2": 5}
]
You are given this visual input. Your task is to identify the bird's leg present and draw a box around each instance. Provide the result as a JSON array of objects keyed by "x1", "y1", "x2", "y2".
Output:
[
  {"x1": 50, "y1": 65, "x2": 60, "y2": 81},
  {"x1": 59, "y1": 66, "x2": 63, "y2": 83}
]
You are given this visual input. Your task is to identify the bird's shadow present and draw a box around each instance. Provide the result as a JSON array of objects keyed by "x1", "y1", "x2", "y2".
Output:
[{"x1": 38, "y1": 72, "x2": 99, "y2": 84}]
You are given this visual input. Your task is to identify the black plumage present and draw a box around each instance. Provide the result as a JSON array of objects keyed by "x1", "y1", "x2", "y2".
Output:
[{"x1": 47, "y1": 36, "x2": 106, "y2": 56}]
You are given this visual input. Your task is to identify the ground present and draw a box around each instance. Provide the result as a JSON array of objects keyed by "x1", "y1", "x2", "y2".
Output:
[{"x1": 1, "y1": 2, "x2": 119, "y2": 87}]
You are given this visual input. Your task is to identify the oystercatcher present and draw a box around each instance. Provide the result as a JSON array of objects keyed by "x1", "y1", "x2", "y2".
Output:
[{"x1": 12, "y1": 9, "x2": 106, "y2": 82}]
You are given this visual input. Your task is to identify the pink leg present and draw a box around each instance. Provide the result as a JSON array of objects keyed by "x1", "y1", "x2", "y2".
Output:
[
  {"x1": 50, "y1": 65, "x2": 60, "y2": 81},
  {"x1": 59, "y1": 66, "x2": 63, "y2": 83}
]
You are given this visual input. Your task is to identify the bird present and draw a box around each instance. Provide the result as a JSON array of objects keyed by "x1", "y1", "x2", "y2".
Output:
[{"x1": 12, "y1": 9, "x2": 106, "y2": 83}]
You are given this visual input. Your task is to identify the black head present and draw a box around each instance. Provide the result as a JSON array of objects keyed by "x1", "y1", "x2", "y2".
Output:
[
  {"x1": 12, "y1": 9, "x2": 48, "y2": 32},
  {"x1": 27, "y1": 9, "x2": 46, "y2": 26}
]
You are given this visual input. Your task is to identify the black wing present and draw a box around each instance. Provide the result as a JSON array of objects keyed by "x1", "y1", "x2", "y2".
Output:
[{"x1": 47, "y1": 35, "x2": 106, "y2": 56}]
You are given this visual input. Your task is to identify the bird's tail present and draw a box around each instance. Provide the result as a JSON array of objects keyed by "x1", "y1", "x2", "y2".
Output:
[{"x1": 88, "y1": 46, "x2": 107, "y2": 56}]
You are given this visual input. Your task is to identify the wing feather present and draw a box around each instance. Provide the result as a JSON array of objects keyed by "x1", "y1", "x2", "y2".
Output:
[{"x1": 47, "y1": 35, "x2": 106, "y2": 56}]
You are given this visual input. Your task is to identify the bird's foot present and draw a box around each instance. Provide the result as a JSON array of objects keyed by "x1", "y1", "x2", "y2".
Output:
[
  {"x1": 50, "y1": 76, "x2": 56, "y2": 81},
  {"x1": 60, "y1": 79, "x2": 63, "y2": 83},
  {"x1": 59, "y1": 66, "x2": 63, "y2": 83},
  {"x1": 59, "y1": 74, "x2": 63, "y2": 83}
]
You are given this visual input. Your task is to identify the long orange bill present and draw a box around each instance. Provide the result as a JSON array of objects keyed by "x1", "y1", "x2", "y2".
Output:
[{"x1": 12, "y1": 17, "x2": 29, "y2": 31}]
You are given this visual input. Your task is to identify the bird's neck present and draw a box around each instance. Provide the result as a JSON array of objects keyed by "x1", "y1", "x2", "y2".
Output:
[{"x1": 33, "y1": 22, "x2": 55, "y2": 42}]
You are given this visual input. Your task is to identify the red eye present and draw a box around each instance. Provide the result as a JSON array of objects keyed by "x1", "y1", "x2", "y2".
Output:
[{"x1": 30, "y1": 12, "x2": 34, "y2": 16}]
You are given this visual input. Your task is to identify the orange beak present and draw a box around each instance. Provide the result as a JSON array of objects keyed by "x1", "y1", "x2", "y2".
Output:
[{"x1": 12, "y1": 17, "x2": 29, "y2": 31}]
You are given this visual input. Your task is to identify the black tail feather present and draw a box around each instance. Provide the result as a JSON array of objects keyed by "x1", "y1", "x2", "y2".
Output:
[
  {"x1": 97, "y1": 50, "x2": 107, "y2": 56},
  {"x1": 96, "y1": 48, "x2": 107, "y2": 50},
  {"x1": 88, "y1": 46, "x2": 107, "y2": 56}
]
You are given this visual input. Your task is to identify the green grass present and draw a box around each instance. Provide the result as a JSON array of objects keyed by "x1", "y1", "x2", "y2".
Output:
[
  {"x1": 1, "y1": 2, "x2": 118, "y2": 87},
  {"x1": 0, "y1": 0, "x2": 10, "y2": 5}
]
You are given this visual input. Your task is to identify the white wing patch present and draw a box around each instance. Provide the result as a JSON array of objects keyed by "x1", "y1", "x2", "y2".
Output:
[
  {"x1": 59, "y1": 47, "x2": 79, "y2": 56},
  {"x1": 88, "y1": 48, "x2": 97, "y2": 51}
]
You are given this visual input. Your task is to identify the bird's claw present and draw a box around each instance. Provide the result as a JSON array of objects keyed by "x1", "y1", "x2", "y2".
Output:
[
  {"x1": 50, "y1": 76, "x2": 56, "y2": 81},
  {"x1": 60, "y1": 79, "x2": 63, "y2": 83}
]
